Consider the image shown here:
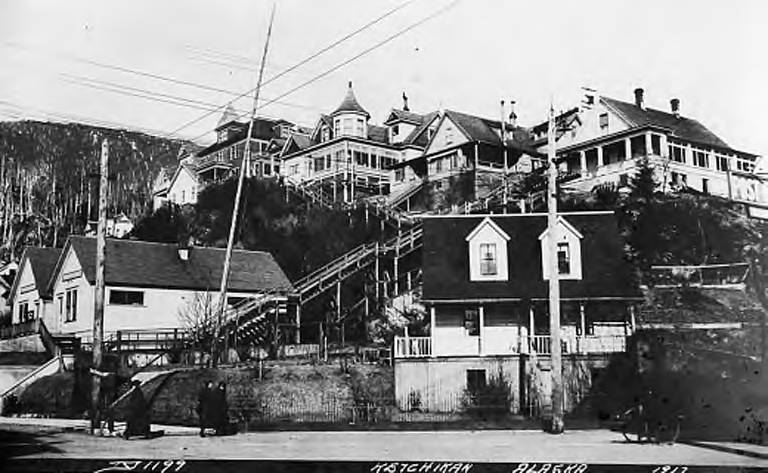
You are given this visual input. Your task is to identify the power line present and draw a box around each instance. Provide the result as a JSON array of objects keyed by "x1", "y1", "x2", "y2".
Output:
[
  {"x1": 0, "y1": 99, "x2": 183, "y2": 139},
  {"x1": 184, "y1": 0, "x2": 460, "y2": 144},
  {"x1": 0, "y1": 41, "x2": 323, "y2": 114},
  {"x1": 168, "y1": 0, "x2": 419, "y2": 137}
]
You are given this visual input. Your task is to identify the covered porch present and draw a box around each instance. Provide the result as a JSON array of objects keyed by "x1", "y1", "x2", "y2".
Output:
[{"x1": 394, "y1": 300, "x2": 635, "y2": 359}]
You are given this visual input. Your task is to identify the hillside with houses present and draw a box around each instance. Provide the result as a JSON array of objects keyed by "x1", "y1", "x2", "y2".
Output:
[{"x1": 1, "y1": 84, "x2": 768, "y2": 443}]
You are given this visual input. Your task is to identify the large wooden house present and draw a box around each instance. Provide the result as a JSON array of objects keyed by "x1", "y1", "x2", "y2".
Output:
[
  {"x1": 6, "y1": 237, "x2": 294, "y2": 344},
  {"x1": 394, "y1": 211, "x2": 641, "y2": 414}
]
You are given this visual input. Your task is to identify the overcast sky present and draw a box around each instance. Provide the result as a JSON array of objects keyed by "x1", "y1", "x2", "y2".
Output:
[{"x1": 1, "y1": 0, "x2": 767, "y2": 157}]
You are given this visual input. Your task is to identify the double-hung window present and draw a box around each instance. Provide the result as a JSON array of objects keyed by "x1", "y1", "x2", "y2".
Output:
[
  {"x1": 479, "y1": 243, "x2": 497, "y2": 275},
  {"x1": 557, "y1": 242, "x2": 571, "y2": 275},
  {"x1": 65, "y1": 288, "x2": 78, "y2": 322}
]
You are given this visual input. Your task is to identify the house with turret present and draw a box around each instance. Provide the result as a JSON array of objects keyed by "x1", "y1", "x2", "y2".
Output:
[{"x1": 278, "y1": 83, "x2": 436, "y2": 203}]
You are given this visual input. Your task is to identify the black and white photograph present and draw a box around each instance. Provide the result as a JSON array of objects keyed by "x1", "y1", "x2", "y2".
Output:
[{"x1": 1, "y1": 1, "x2": 767, "y2": 471}]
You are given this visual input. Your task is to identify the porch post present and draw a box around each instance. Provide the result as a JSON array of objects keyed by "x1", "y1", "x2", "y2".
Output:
[
  {"x1": 597, "y1": 146, "x2": 604, "y2": 167},
  {"x1": 645, "y1": 132, "x2": 653, "y2": 157},
  {"x1": 479, "y1": 304, "x2": 485, "y2": 356},
  {"x1": 295, "y1": 303, "x2": 301, "y2": 344},
  {"x1": 430, "y1": 306, "x2": 436, "y2": 358},
  {"x1": 579, "y1": 151, "x2": 587, "y2": 177},
  {"x1": 629, "y1": 304, "x2": 636, "y2": 333},
  {"x1": 579, "y1": 302, "x2": 586, "y2": 354},
  {"x1": 624, "y1": 137, "x2": 632, "y2": 161},
  {"x1": 404, "y1": 325, "x2": 410, "y2": 356},
  {"x1": 528, "y1": 304, "x2": 535, "y2": 353}
]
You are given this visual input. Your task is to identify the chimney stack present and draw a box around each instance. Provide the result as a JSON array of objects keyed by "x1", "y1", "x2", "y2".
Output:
[
  {"x1": 670, "y1": 98, "x2": 680, "y2": 118},
  {"x1": 499, "y1": 100, "x2": 507, "y2": 141},
  {"x1": 509, "y1": 100, "x2": 517, "y2": 127},
  {"x1": 402, "y1": 92, "x2": 410, "y2": 112},
  {"x1": 634, "y1": 88, "x2": 645, "y2": 109}
]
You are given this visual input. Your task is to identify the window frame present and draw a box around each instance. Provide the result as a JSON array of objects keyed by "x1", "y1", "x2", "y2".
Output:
[
  {"x1": 557, "y1": 242, "x2": 571, "y2": 275},
  {"x1": 109, "y1": 289, "x2": 145, "y2": 306},
  {"x1": 479, "y1": 243, "x2": 498, "y2": 276}
]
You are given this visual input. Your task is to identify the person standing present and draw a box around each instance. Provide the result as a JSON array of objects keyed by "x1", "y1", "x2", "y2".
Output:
[
  {"x1": 214, "y1": 382, "x2": 229, "y2": 435},
  {"x1": 197, "y1": 381, "x2": 214, "y2": 437},
  {"x1": 124, "y1": 381, "x2": 151, "y2": 439}
]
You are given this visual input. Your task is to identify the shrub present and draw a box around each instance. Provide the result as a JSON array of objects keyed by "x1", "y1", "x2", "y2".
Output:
[{"x1": 463, "y1": 371, "x2": 512, "y2": 420}]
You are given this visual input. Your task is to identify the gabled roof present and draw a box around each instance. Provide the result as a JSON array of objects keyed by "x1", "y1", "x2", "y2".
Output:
[
  {"x1": 167, "y1": 163, "x2": 199, "y2": 190},
  {"x1": 282, "y1": 133, "x2": 312, "y2": 156},
  {"x1": 537, "y1": 216, "x2": 584, "y2": 240},
  {"x1": 531, "y1": 107, "x2": 581, "y2": 135},
  {"x1": 443, "y1": 110, "x2": 530, "y2": 146},
  {"x1": 9, "y1": 247, "x2": 62, "y2": 302},
  {"x1": 422, "y1": 212, "x2": 639, "y2": 301},
  {"x1": 384, "y1": 109, "x2": 424, "y2": 126},
  {"x1": 401, "y1": 111, "x2": 439, "y2": 147},
  {"x1": 331, "y1": 82, "x2": 370, "y2": 118},
  {"x1": 465, "y1": 217, "x2": 511, "y2": 242},
  {"x1": 49, "y1": 237, "x2": 294, "y2": 294},
  {"x1": 601, "y1": 96, "x2": 730, "y2": 149}
]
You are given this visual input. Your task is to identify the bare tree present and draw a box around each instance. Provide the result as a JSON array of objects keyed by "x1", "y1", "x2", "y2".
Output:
[{"x1": 177, "y1": 291, "x2": 219, "y2": 362}]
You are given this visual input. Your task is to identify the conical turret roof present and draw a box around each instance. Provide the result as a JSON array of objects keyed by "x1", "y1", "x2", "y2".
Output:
[
  {"x1": 331, "y1": 82, "x2": 370, "y2": 118},
  {"x1": 216, "y1": 103, "x2": 240, "y2": 130}
]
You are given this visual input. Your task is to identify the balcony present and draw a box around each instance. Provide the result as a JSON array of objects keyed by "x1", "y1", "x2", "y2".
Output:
[{"x1": 393, "y1": 334, "x2": 627, "y2": 358}]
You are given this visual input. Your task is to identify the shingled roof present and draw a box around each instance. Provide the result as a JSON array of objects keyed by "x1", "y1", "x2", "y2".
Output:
[
  {"x1": 401, "y1": 111, "x2": 439, "y2": 147},
  {"x1": 444, "y1": 110, "x2": 531, "y2": 146},
  {"x1": 384, "y1": 109, "x2": 424, "y2": 125},
  {"x1": 199, "y1": 117, "x2": 289, "y2": 157},
  {"x1": 10, "y1": 247, "x2": 62, "y2": 301},
  {"x1": 601, "y1": 96, "x2": 730, "y2": 149},
  {"x1": 52, "y1": 237, "x2": 294, "y2": 294},
  {"x1": 331, "y1": 82, "x2": 370, "y2": 118},
  {"x1": 422, "y1": 212, "x2": 639, "y2": 302}
]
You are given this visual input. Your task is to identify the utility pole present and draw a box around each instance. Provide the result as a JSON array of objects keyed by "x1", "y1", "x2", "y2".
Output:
[
  {"x1": 546, "y1": 104, "x2": 565, "y2": 434},
  {"x1": 500, "y1": 100, "x2": 508, "y2": 213},
  {"x1": 91, "y1": 139, "x2": 108, "y2": 434},
  {"x1": 212, "y1": 3, "x2": 276, "y2": 367}
]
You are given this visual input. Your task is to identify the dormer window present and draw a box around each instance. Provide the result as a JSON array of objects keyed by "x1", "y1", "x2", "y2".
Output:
[
  {"x1": 539, "y1": 217, "x2": 583, "y2": 280},
  {"x1": 466, "y1": 217, "x2": 510, "y2": 282},
  {"x1": 391, "y1": 124, "x2": 400, "y2": 140}
]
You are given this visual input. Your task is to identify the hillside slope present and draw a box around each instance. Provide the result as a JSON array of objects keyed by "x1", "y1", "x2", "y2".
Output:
[{"x1": 0, "y1": 120, "x2": 190, "y2": 258}]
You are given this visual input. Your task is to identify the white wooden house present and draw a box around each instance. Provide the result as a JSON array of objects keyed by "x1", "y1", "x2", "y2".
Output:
[
  {"x1": 7, "y1": 248, "x2": 62, "y2": 331},
  {"x1": 394, "y1": 212, "x2": 641, "y2": 414},
  {"x1": 43, "y1": 236, "x2": 294, "y2": 340}
]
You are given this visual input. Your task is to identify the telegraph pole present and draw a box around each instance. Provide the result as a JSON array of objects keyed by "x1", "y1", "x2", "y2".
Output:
[
  {"x1": 546, "y1": 104, "x2": 565, "y2": 433},
  {"x1": 212, "y1": 3, "x2": 276, "y2": 367},
  {"x1": 90, "y1": 139, "x2": 108, "y2": 433}
]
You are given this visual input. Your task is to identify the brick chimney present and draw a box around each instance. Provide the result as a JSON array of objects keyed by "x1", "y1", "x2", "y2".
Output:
[
  {"x1": 509, "y1": 100, "x2": 517, "y2": 127},
  {"x1": 670, "y1": 98, "x2": 680, "y2": 118},
  {"x1": 634, "y1": 88, "x2": 645, "y2": 109}
]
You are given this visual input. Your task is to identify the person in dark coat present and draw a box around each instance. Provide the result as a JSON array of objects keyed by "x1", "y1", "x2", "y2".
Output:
[
  {"x1": 124, "y1": 381, "x2": 151, "y2": 439},
  {"x1": 197, "y1": 381, "x2": 214, "y2": 437},
  {"x1": 214, "y1": 382, "x2": 229, "y2": 435}
]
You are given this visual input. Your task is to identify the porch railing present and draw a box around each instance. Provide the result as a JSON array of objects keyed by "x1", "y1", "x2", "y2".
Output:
[
  {"x1": 393, "y1": 334, "x2": 627, "y2": 358},
  {"x1": 394, "y1": 336, "x2": 431, "y2": 358}
]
